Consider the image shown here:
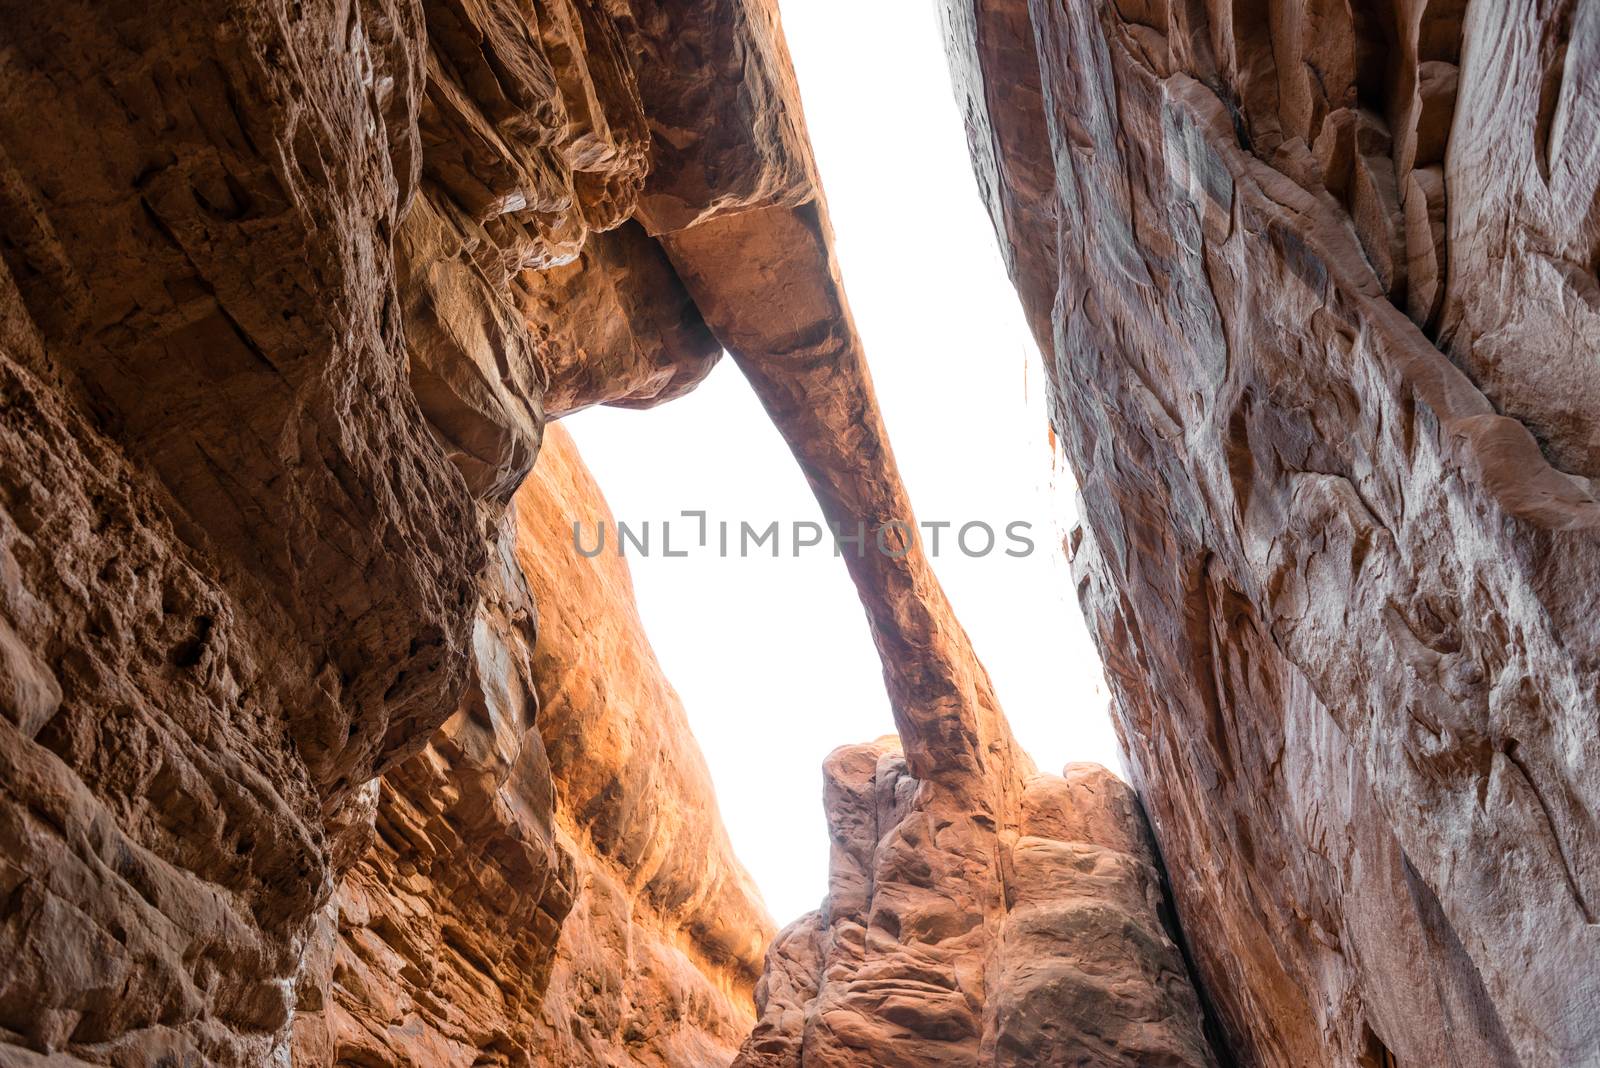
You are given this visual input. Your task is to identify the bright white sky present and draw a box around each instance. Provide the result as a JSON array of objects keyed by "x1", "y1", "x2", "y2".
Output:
[{"x1": 567, "y1": 0, "x2": 1120, "y2": 925}]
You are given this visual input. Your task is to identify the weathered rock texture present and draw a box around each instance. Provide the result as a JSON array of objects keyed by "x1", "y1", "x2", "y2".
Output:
[
  {"x1": 294, "y1": 425, "x2": 770, "y2": 1067},
  {"x1": 0, "y1": 0, "x2": 797, "y2": 1062},
  {"x1": 0, "y1": 1, "x2": 482, "y2": 1059},
  {"x1": 944, "y1": 1, "x2": 1600, "y2": 1066},
  {"x1": 29, "y1": 0, "x2": 1591, "y2": 1062},
  {"x1": 735, "y1": 742, "x2": 1219, "y2": 1068},
  {"x1": 519, "y1": 426, "x2": 771, "y2": 1067}
]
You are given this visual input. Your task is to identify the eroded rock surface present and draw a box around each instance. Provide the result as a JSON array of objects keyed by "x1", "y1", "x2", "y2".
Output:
[
  {"x1": 588, "y1": 16, "x2": 1225, "y2": 1061},
  {"x1": 0, "y1": 0, "x2": 788, "y2": 1063},
  {"x1": 25, "y1": 0, "x2": 1588, "y2": 1062},
  {"x1": 518, "y1": 426, "x2": 771, "y2": 1068},
  {"x1": 735, "y1": 743, "x2": 1217, "y2": 1068},
  {"x1": 294, "y1": 425, "x2": 770, "y2": 1067},
  {"x1": 0, "y1": 3, "x2": 481, "y2": 1060},
  {"x1": 645, "y1": 44, "x2": 1229, "y2": 1051},
  {"x1": 944, "y1": 2, "x2": 1600, "y2": 1066}
]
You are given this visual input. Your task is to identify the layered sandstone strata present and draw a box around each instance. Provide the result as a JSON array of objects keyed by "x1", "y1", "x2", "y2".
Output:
[{"x1": 944, "y1": 1, "x2": 1600, "y2": 1066}]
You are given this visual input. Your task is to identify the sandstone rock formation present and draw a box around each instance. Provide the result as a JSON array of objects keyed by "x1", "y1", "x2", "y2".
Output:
[
  {"x1": 518, "y1": 426, "x2": 772, "y2": 1067},
  {"x1": 293, "y1": 425, "x2": 770, "y2": 1067},
  {"x1": 944, "y1": 1, "x2": 1600, "y2": 1066},
  {"x1": 734, "y1": 742, "x2": 1219, "y2": 1068},
  {"x1": 8, "y1": 0, "x2": 1124, "y2": 1060},
  {"x1": 0, "y1": 0, "x2": 797, "y2": 1062},
  {"x1": 1, "y1": 1, "x2": 481, "y2": 1058},
  {"x1": 23, "y1": 0, "x2": 1600, "y2": 1062}
]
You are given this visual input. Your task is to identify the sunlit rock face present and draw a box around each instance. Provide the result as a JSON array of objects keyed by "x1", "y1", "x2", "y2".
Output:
[
  {"x1": 292, "y1": 425, "x2": 772, "y2": 1067},
  {"x1": 734, "y1": 743, "x2": 1218, "y2": 1068},
  {"x1": 944, "y1": 1, "x2": 1600, "y2": 1066}
]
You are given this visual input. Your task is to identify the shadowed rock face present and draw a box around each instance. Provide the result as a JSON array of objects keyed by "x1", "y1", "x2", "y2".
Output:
[
  {"x1": 0, "y1": 0, "x2": 790, "y2": 1062},
  {"x1": 0, "y1": 2, "x2": 481, "y2": 1060},
  {"x1": 943, "y1": 1, "x2": 1600, "y2": 1066}
]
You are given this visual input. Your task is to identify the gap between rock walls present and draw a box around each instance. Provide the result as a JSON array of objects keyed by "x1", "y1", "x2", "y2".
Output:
[{"x1": 0, "y1": 1, "x2": 1596, "y2": 1067}]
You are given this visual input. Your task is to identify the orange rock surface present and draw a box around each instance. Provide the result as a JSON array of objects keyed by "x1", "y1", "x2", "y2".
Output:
[
  {"x1": 15, "y1": 0, "x2": 1598, "y2": 1065},
  {"x1": 734, "y1": 741, "x2": 1219, "y2": 1068},
  {"x1": 293, "y1": 425, "x2": 770, "y2": 1067}
]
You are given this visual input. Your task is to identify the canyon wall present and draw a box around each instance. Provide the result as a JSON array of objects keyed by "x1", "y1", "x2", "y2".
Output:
[
  {"x1": 944, "y1": 1, "x2": 1600, "y2": 1066},
  {"x1": 25, "y1": 0, "x2": 1600, "y2": 1063},
  {"x1": 0, "y1": 0, "x2": 800, "y2": 1062},
  {"x1": 291, "y1": 424, "x2": 772, "y2": 1067}
]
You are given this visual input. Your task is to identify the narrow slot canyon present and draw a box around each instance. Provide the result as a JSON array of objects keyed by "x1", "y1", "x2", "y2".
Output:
[{"x1": 0, "y1": 2, "x2": 1597, "y2": 1068}]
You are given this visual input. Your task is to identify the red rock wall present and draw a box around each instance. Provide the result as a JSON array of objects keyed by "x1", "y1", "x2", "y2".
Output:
[
  {"x1": 943, "y1": 1, "x2": 1600, "y2": 1066},
  {"x1": 22, "y1": 0, "x2": 1576, "y2": 1063},
  {"x1": 0, "y1": 3, "x2": 481, "y2": 1060},
  {"x1": 0, "y1": 0, "x2": 799, "y2": 1063},
  {"x1": 293, "y1": 425, "x2": 771, "y2": 1067},
  {"x1": 519, "y1": 426, "x2": 772, "y2": 1067}
]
